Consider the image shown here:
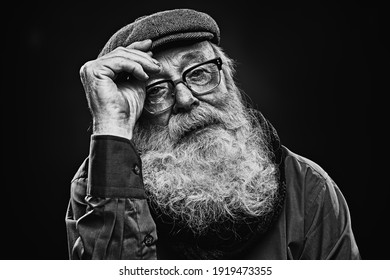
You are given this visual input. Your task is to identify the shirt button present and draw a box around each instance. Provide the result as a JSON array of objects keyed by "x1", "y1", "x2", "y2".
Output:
[
  {"x1": 133, "y1": 164, "x2": 140, "y2": 175},
  {"x1": 143, "y1": 234, "x2": 154, "y2": 247}
]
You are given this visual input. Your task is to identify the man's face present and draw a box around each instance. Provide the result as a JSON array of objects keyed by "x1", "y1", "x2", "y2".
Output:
[
  {"x1": 141, "y1": 41, "x2": 229, "y2": 127},
  {"x1": 133, "y1": 41, "x2": 278, "y2": 237}
]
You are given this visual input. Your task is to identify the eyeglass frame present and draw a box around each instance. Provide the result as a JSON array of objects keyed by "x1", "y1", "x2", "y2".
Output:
[{"x1": 143, "y1": 57, "x2": 223, "y2": 115}]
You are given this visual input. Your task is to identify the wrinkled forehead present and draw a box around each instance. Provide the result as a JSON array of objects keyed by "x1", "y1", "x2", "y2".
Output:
[{"x1": 153, "y1": 41, "x2": 216, "y2": 69}]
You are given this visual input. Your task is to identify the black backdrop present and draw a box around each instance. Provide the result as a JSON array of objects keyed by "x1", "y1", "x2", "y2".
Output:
[{"x1": 4, "y1": 3, "x2": 382, "y2": 259}]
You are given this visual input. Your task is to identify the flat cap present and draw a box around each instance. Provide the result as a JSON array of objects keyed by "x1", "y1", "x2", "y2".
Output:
[{"x1": 98, "y1": 9, "x2": 220, "y2": 57}]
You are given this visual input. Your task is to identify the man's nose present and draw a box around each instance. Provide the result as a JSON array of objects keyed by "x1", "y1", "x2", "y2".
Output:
[{"x1": 172, "y1": 83, "x2": 200, "y2": 114}]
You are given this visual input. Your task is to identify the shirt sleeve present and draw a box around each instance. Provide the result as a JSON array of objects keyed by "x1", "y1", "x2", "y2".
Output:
[{"x1": 65, "y1": 135, "x2": 157, "y2": 259}]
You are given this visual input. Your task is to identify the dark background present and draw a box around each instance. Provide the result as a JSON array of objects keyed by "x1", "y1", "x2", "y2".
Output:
[{"x1": 4, "y1": 3, "x2": 383, "y2": 259}]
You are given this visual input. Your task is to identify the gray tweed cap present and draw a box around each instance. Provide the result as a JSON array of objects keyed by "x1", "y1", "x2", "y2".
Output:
[{"x1": 98, "y1": 9, "x2": 220, "y2": 57}]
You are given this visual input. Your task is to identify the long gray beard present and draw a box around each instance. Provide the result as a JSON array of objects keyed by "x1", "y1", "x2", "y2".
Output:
[{"x1": 133, "y1": 93, "x2": 279, "y2": 236}]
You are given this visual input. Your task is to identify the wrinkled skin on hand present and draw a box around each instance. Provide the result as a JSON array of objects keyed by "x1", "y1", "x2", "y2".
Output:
[{"x1": 79, "y1": 39, "x2": 161, "y2": 139}]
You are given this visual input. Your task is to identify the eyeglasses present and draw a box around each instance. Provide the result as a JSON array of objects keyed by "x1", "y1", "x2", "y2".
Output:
[{"x1": 144, "y1": 57, "x2": 223, "y2": 115}]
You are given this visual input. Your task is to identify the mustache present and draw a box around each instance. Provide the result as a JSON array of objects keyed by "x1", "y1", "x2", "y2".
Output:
[{"x1": 168, "y1": 102, "x2": 242, "y2": 143}]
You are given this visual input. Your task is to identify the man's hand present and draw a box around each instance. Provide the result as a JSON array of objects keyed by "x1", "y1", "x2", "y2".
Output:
[{"x1": 79, "y1": 39, "x2": 161, "y2": 139}]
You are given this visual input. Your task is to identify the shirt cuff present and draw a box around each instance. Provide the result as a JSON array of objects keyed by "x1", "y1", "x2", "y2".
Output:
[{"x1": 87, "y1": 135, "x2": 146, "y2": 199}]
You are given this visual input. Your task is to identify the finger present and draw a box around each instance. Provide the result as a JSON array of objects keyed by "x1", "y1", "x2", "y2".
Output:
[
  {"x1": 127, "y1": 39, "x2": 152, "y2": 51},
  {"x1": 129, "y1": 49, "x2": 160, "y2": 67},
  {"x1": 121, "y1": 47, "x2": 160, "y2": 67},
  {"x1": 101, "y1": 49, "x2": 160, "y2": 74},
  {"x1": 126, "y1": 40, "x2": 161, "y2": 65},
  {"x1": 101, "y1": 56, "x2": 151, "y2": 81}
]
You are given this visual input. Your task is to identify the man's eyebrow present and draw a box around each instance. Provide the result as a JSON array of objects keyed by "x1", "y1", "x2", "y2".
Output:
[{"x1": 180, "y1": 51, "x2": 207, "y2": 64}]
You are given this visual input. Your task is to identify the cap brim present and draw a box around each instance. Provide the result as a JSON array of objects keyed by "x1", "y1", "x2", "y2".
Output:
[{"x1": 151, "y1": 31, "x2": 216, "y2": 51}]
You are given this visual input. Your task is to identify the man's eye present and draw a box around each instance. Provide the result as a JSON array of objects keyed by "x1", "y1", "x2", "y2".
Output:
[
  {"x1": 188, "y1": 69, "x2": 208, "y2": 80},
  {"x1": 187, "y1": 67, "x2": 212, "y2": 85},
  {"x1": 146, "y1": 85, "x2": 169, "y2": 97},
  {"x1": 146, "y1": 82, "x2": 169, "y2": 96},
  {"x1": 145, "y1": 83, "x2": 172, "y2": 104}
]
